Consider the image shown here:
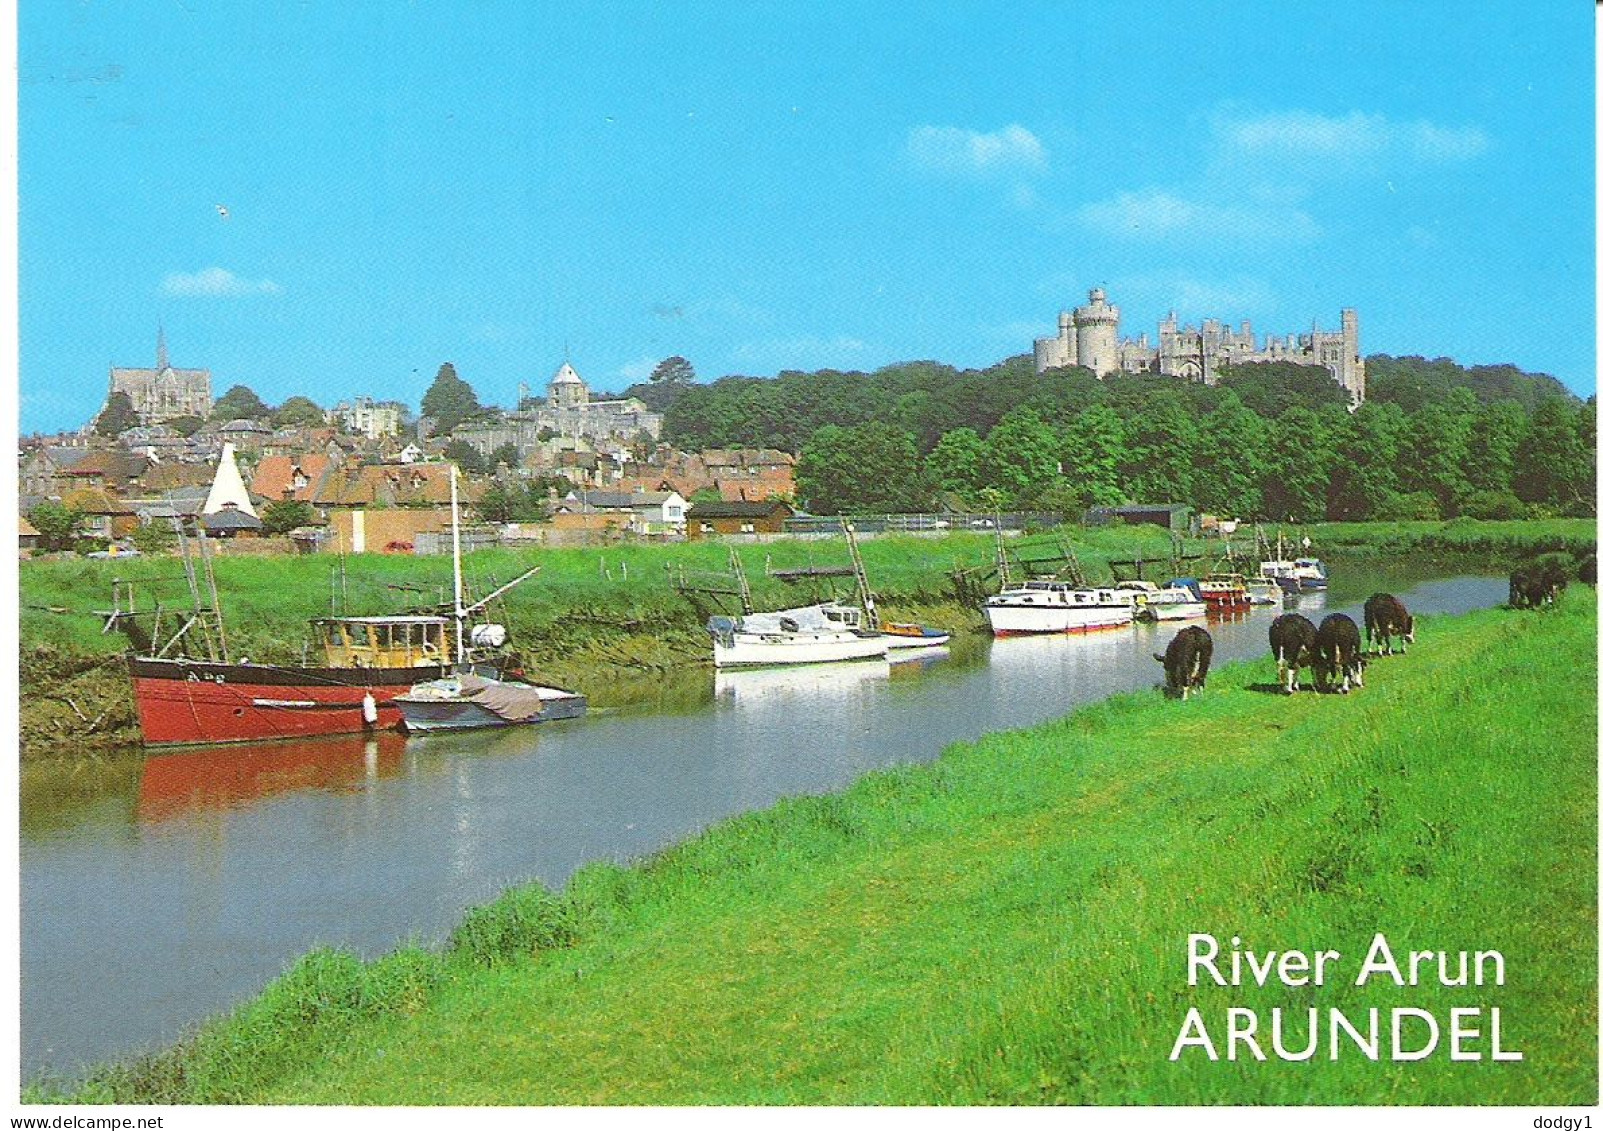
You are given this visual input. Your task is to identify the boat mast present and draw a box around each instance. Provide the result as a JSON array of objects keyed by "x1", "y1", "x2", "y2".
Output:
[
  {"x1": 451, "y1": 463, "x2": 465, "y2": 665},
  {"x1": 843, "y1": 520, "x2": 878, "y2": 629}
]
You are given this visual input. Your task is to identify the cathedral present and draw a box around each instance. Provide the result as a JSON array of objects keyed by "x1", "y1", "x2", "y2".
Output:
[
  {"x1": 103, "y1": 330, "x2": 214, "y2": 425},
  {"x1": 1034, "y1": 288, "x2": 1365, "y2": 404}
]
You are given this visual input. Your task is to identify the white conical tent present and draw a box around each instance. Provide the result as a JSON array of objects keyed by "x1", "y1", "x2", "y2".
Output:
[{"x1": 203, "y1": 441, "x2": 258, "y2": 517}]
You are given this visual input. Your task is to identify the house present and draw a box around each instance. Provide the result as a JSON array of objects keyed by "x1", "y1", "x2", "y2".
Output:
[
  {"x1": 686, "y1": 499, "x2": 795, "y2": 539},
  {"x1": 19, "y1": 514, "x2": 39, "y2": 554},
  {"x1": 556, "y1": 489, "x2": 687, "y2": 536},
  {"x1": 200, "y1": 503, "x2": 265, "y2": 538}
]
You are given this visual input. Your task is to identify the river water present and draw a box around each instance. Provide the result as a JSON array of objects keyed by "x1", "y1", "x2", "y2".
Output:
[{"x1": 19, "y1": 569, "x2": 1506, "y2": 1079}]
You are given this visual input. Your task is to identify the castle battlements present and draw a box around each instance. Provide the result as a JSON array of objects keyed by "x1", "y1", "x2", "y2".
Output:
[{"x1": 1034, "y1": 290, "x2": 1365, "y2": 404}]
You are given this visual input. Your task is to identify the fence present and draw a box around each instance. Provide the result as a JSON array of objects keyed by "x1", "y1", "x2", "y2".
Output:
[{"x1": 782, "y1": 512, "x2": 1067, "y2": 537}]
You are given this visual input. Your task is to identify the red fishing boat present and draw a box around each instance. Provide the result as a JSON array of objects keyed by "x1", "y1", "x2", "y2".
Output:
[
  {"x1": 126, "y1": 614, "x2": 463, "y2": 746},
  {"x1": 1195, "y1": 571, "x2": 1251, "y2": 610},
  {"x1": 116, "y1": 466, "x2": 541, "y2": 747}
]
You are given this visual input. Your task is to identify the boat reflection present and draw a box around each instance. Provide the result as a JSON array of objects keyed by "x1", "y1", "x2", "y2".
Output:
[
  {"x1": 887, "y1": 646, "x2": 951, "y2": 676},
  {"x1": 713, "y1": 659, "x2": 892, "y2": 706},
  {"x1": 137, "y1": 731, "x2": 410, "y2": 822}
]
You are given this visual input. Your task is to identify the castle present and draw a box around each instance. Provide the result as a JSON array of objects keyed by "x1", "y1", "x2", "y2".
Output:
[
  {"x1": 103, "y1": 330, "x2": 214, "y2": 425},
  {"x1": 1033, "y1": 288, "x2": 1365, "y2": 404},
  {"x1": 453, "y1": 360, "x2": 663, "y2": 459}
]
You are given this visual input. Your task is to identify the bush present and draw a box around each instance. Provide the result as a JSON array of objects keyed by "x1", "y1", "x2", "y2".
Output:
[{"x1": 1459, "y1": 490, "x2": 1528, "y2": 521}]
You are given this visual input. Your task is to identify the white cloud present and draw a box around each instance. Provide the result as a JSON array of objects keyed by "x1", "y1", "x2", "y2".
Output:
[
  {"x1": 1404, "y1": 121, "x2": 1490, "y2": 162},
  {"x1": 1076, "y1": 189, "x2": 1319, "y2": 244},
  {"x1": 161, "y1": 267, "x2": 282, "y2": 298},
  {"x1": 905, "y1": 124, "x2": 1046, "y2": 175},
  {"x1": 1217, "y1": 109, "x2": 1488, "y2": 165}
]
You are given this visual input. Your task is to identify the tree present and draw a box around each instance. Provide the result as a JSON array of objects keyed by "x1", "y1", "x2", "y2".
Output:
[
  {"x1": 1191, "y1": 392, "x2": 1270, "y2": 517},
  {"x1": 1059, "y1": 406, "x2": 1129, "y2": 508},
  {"x1": 128, "y1": 519, "x2": 177, "y2": 554},
  {"x1": 443, "y1": 439, "x2": 487, "y2": 475},
  {"x1": 796, "y1": 422, "x2": 928, "y2": 514},
  {"x1": 211, "y1": 384, "x2": 271, "y2": 421},
  {"x1": 166, "y1": 415, "x2": 204, "y2": 437},
  {"x1": 94, "y1": 391, "x2": 139, "y2": 437},
  {"x1": 475, "y1": 482, "x2": 550, "y2": 524},
  {"x1": 983, "y1": 408, "x2": 1062, "y2": 508},
  {"x1": 650, "y1": 356, "x2": 696, "y2": 386},
  {"x1": 488, "y1": 443, "x2": 522, "y2": 470},
  {"x1": 28, "y1": 502, "x2": 84, "y2": 551},
  {"x1": 261, "y1": 500, "x2": 315, "y2": 535},
  {"x1": 1514, "y1": 397, "x2": 1594, "y2": 515},
  {"x1": 421, "y1": 363, "x2": 485, "y2": 434},
  {"x1": 272, "y1": 396, "x2": 326, "y2": 429},
  {"x1": 925, "y1": 427, "x2": 989, "y2": 507}
]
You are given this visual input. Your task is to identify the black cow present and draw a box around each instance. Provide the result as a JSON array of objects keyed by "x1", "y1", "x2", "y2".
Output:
[
  {"x1": 1362, "y1": 593, "x2": 1415, "y2": 655},
  {"x1": 1154, "y1": 625, "x2": 1213, "y2": 700},
  {"x1": 1511, "y1": 554, "x2": 1572, "y2": 609},
  {"x1": 1508, "y1": 562, "x2": 1541, "y2": 609},
  {"x1": 1268, "y1": 612, "x2": 1319, "y2": 694},
  {"x1": 1314, "y1": 613, "x2": 1365, "y2": 694}
]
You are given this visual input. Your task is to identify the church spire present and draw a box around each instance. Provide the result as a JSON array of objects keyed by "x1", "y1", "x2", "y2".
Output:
[{"x1": 157, "y1": 325, "x2": 169, "y2": 370}]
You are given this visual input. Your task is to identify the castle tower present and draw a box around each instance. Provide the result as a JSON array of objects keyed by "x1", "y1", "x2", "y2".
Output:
[
  {"x1": 1340, "y1": 308, "x2": 1365, "y2": 404},
  {"x1": 1073, "y1": 288, "x2": 1121, "y2": 377},
  {"x1": 1033, "y1": 309, "x2": 1076, "y2": 373},
  {"x1": 548, "y1": 361, "x2": 589, "y2": 409},
  {"x1": 156, "y1": 325, "x2": 169, "y2": 371}
]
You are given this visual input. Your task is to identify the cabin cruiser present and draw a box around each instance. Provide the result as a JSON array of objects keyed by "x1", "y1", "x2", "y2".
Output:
[
  {"x1": 983, "y1": 581, "x2": 1135, "y2": 635},
  {"x1": 708, "y1": 602, "x2": 890, "y2": 668},
  {"x1": 1261, "y1": 556, "x2": 1329, "y2": 593},
  {"x1": 1126, "y1": 579, "x2": 1209, "y2": 622}
]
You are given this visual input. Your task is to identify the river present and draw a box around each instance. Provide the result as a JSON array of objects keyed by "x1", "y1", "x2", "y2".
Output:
[{"x1": 19, "y1": 568, "x2": 1506, "y2": 1079}]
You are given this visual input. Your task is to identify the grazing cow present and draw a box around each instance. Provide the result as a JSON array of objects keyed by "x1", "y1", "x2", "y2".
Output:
[
  {"x1": 1508, "y1": 562, "x2": 1541, "y2": 609},
  {"x1": 1268, "y1": 612, "x2": 1319, "y2": 694},
  {"x1": 1535, "y1": 554, "x2": 1571, "y2": 605},
  {"x1": 1362, "y1": 593, "x2": 1415, "y2": 655},
  {"x1": 1314, "y1": 613, "x2": 1365, "y2": 694},
  {"x1": 1511, "y1": 554, "x2": 1572, "y2": 609},
  {"x1": 1154, "y1": 625, "x2": 1213, "y2": 700}
]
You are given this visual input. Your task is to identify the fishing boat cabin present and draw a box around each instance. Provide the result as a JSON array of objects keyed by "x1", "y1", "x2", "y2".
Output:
[{"x1": 313, "y1": 615, "x2": 456, "y2": 669}]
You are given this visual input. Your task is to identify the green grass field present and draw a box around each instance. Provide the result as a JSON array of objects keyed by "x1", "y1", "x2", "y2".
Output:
[{"x1": 47, "y1": 590, "x2": 1596, "y2": 1106}]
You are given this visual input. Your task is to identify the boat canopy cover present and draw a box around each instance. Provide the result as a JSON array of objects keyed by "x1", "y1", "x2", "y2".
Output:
[
  {"x1": 454, "y1": 674, "x2": 546, "y2": 723},
  {"x1": 737, "y1": 603, "x2": 858, "y2": 634}
]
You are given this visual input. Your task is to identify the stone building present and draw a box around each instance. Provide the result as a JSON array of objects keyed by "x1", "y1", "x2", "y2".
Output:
[
  {"x1": 454, "y1": 361, "x2": 663, "y2": 460},
  {"x1": 103, "y1": 330, "x2": 214, "y2": 425},
  {"x1": 1034, "y1": 288, "x2": 1365, "y2": 403},
  {"x1": 331, "y1": 396, "x2": 405, "y2": 439}
]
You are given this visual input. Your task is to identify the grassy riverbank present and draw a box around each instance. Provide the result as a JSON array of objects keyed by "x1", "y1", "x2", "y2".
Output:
[
  {"x1": 45, "y1": 591, "x2": 1596, "y2": 1105},
  {"x1": 18, "y1": 519, "x2": 1593, "y2": 759}
]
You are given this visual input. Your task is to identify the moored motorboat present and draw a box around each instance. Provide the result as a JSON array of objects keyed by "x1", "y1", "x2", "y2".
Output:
[
  {"x1": 1196, "y1": 572, "x2": 1252, "y2": 610},
  {"x1": 1128, "y1": 579, "x2": 1208, "y2": 622},
  {"x1": 880, "y1": 621, "x2": 952, "y2": 649},
  {"x1": 396, "y1": 673, "x2": 587, "y2": 733},
  {"x1": 1245, "y1": 575, "x2": 1285, "y2": 606},
  {"x1": 983, "y1": 581, "x2": 1135, "y2": 636},
  {"x1": 709, "y1": 602, "x2": 890, "y2": 668}
]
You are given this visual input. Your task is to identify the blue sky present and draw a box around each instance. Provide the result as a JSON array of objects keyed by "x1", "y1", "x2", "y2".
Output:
[{"x1": 18, "y1": 2, "x2": 1596, "y2": 433}]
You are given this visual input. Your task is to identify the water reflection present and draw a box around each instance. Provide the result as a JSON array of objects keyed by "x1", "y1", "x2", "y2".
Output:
[
  {"x1": 137, "y1": 732, "x2": 410, "y2": 822},
  {"x1": 21, "y1": 572, "x2": 1507, "y2": 1079}
]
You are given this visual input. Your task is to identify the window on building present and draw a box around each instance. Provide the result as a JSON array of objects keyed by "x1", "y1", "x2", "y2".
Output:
[{"x1": 740, "y1": 522, "x2": 755, "y2": 533}]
